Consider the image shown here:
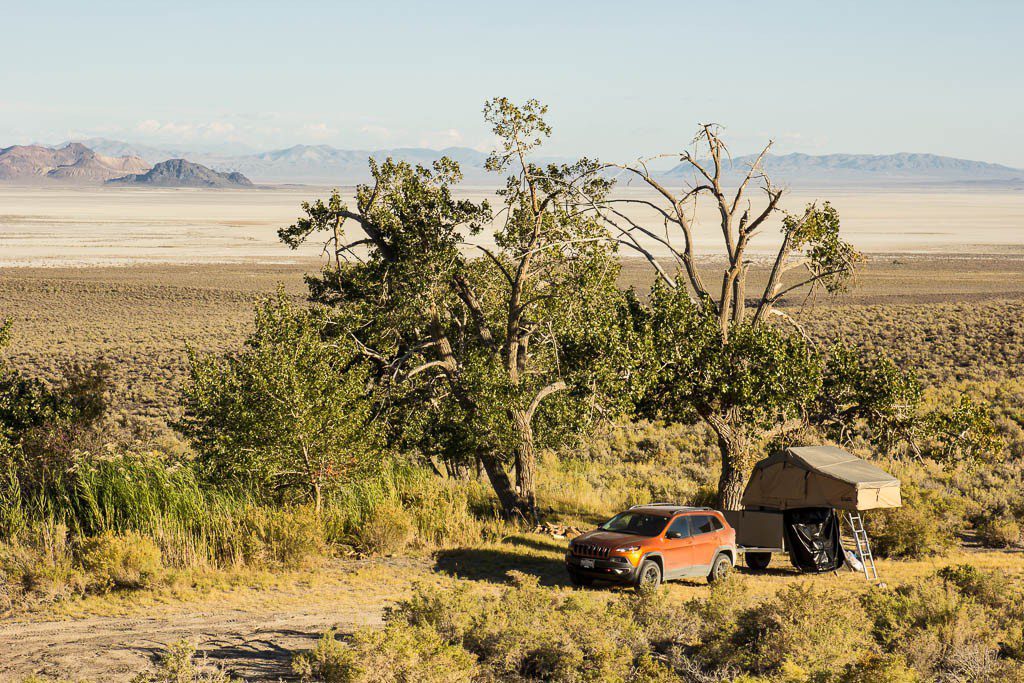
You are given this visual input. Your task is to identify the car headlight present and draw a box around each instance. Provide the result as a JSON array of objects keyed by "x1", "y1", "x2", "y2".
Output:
[{"x1": 614, "y1": 545, "x2": 642, "y2": 566}]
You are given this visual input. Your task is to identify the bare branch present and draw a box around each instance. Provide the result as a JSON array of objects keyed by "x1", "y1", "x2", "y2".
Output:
[
  {"x1": 475, "y1": 245, "x2": 514, "y2": 285},
  {"x1": 526, "y1": 380, "x2": 567, "y2": 420}
]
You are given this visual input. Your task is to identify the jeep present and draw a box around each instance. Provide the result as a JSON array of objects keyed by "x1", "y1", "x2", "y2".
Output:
[{"x1": 565, "y1": 504, "x2": 736, "y2": 589}]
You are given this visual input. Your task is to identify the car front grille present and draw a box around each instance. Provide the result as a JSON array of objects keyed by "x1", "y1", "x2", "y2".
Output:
[{"x1": 572, "y1": 543, "x2": 610, "y2": 559}]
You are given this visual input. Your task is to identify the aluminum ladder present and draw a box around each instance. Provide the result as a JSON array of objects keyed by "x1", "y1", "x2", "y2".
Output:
[{"x1": 845, "y1": 513, "x2": 879, "y2": 581}]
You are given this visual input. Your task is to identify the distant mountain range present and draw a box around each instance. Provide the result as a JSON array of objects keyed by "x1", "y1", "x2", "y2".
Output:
[
  {"x1": 0, "y1": 143, "x2": 149, "y2": 182},
  {"x1": 664, "y1": 152, "x2": 1024, "y2": 185},
  {"x1": 108, "y1": 159, "x2": 252, "y2": 188},
  {"x1": 66, "y1": 138, "x2": 492, "y2": 184},
  {"x1": 3, "y1": 138, "x2": 1022, "y2": 188}
]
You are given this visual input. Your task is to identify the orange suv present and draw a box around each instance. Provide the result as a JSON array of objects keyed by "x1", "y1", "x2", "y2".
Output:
[{"x1": 565, "y1": 504, "x2": 736, "y2": 589}]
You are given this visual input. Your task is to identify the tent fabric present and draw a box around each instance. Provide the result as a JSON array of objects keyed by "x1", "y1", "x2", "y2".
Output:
[
  {"x1": 742, "y1": 446, "x2": 901, "y2": 511},
  {"x1": 784, "y1": 508, "x2": 844, "y2": 573}
]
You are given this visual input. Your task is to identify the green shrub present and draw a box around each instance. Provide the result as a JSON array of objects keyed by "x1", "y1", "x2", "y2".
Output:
[
  {"x1": 79, "y1": 530, "x2": 162, "y2": 591},
  {"x1": 131, "y1": 640, "x2": 235, "y2": 683},
  {"x1": 324, "y1": 462, "x2": 500, "y2": 553},
  {"x1": 841, "y1": 653, "x2": 920, "y2": 683},
  {"x1": 868, "y1": 484, "x2": 962, "y2": 558},
  {"x1": 976, "y1": 513, "x2": 1021, "y2": 548},
  {"x1": 292, "y1": 625, "x2": 477, "y2": 683},
  {"x1": 862, "y1": 574, "x2": 1009, "y2": 681},
  {"x1": 358, "y1": 502, "x2": 414, "y2": 555},
  {"x1": 243, "y1": 506, "x2": 325, "y2": 569},
  {"x1": 935, "y1": 564, "x2": 1015, "y2": 609},
  {"x1": 720, "y1": 583, "x2": 873, "y2": 676},
  {"x1": 627, "y1": 585, "x2": 701, "y2": 648},
  {"x1": 0, "y1": 522, "x2": 85, "y2": 609},
  {"x1": 321, "y1": 574, "x2": 660, "y2": 683}
]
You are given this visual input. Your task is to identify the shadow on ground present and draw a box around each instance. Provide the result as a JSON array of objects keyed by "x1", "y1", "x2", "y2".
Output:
[
  {"x1": 735, "y1": 566, "x2": 800, "y2": 578},
  {"x1": 137, "y1": 628, "x2": 328, "y2": 682},
  {"x1": 201, "y1": 631, "x2": 320, "y2": 681},
  {"x1": 434, "y1": 546, "x2": 568, "y2": 586},
  {"x1": 503, "y1": 535, "x2": 569, "y2": 554}
]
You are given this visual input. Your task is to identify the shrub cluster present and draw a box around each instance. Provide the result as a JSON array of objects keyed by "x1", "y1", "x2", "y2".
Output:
[{"x1": 294, "y1": 566, "x2": 1024, "y2": 683}]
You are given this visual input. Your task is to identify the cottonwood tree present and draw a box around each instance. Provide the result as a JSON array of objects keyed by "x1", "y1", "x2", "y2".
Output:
[
  {"x1": 180, "y1": 294, "x2": 380, "y2": 511},
  {"x1": 604, "y1": 125, "x2": 862, "y2": 509},
  {"x1": 278, "y1": 98, "x2": 641, "y2": 520},
  {"x1": 814, "y1": 346, "x2": 1002, "y2": 465}
]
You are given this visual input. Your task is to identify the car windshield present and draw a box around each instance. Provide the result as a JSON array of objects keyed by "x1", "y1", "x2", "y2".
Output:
[{"x1": 599, "y1": 512, "x2": 669, "y2": 537}]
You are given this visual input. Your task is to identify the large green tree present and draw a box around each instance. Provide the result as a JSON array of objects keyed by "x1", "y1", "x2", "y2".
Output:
[
  {"x1": 180, "y1": 294, "x2": 380, "y2": 510},
  {"x1": 278, "y1": 99, "x2": 641, "y2": 520}
]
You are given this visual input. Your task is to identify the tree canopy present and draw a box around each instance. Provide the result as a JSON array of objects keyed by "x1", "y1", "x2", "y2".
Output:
[
  {"x1": 181, "y1": 294, "x2": 381, "y2": 510},
  {"x1": 276, "y1": 99, "x2": 644, "y2": 519}
]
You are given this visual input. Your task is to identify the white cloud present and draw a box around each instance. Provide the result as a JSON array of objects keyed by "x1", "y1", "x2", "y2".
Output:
[
  {"x1": 302, "y1": 122, "x2": 339, "y2": 140},
  {"x1": 418, "y1": 128, "x2": 464, "y2": 149},
  {"x1": 132, "y1": 119, "x2": 240, "y2": 141}
]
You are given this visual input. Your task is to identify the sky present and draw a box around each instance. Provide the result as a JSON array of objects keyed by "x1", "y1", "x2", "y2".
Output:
[{"x1": 3, "y1": 0, "x2": 1023, "y2": 166}]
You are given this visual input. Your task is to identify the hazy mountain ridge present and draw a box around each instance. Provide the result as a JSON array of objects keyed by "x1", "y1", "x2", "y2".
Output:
[
  {"x1": 0, "y1": 143, "x2": 149, "y2": 182},
  {"x1": 665, "y1": 152, "x2": 1024, "y2": 185},
  {"x1": 108, "y1": 159, "x2": 253, "y2": 188},
  {"x1": 192, "y1": 144, "x2": 492, "y2": 183},
  {"x1": 7, "y1": 139, "x2": 1024, "y2": 187}
]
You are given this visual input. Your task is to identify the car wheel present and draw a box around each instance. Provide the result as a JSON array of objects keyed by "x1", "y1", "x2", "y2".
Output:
[
  {"x1": 636, "y1": 559, "x2": 662, "y2": 590},
  {"x1": 745, "y1": 552, "x2": 772, "y2": 571},
  {"x1": 568, "y1": 569, "x2": 593, "y2": 587},
  {"x1": 708, "y1": 554, "x2": 732, "y2": 584}
]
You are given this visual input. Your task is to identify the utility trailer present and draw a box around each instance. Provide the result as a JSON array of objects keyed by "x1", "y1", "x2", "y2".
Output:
[
  {"x1": 723, "y1": 509, "x2": 786, "y2": 570},
  {"x1": 726, "y1": 446, "x2": 902, "y2": 579}
]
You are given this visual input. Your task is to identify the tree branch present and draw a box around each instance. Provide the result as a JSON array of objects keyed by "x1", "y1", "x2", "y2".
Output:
[{"x1": 526, "y1": 380, "x2": 567, "y2": 420}]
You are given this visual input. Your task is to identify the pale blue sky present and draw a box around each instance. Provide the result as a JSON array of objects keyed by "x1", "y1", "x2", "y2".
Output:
[{"x1": 3, "y1": 0, "x2": 1023, "y2": 165}]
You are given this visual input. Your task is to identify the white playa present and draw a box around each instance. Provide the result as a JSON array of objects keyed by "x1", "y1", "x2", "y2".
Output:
[{"x1": 1, "y1": 185, "x2": 1022, "y2": 267}]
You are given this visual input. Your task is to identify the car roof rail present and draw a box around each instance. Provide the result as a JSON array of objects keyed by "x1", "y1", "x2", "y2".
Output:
[{"x1": 628, "y1": 502, "x2": 713, "y2": 511}]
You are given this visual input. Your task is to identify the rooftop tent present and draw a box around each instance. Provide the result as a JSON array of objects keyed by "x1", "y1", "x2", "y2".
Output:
[{"x1": 741, "y1": 446, "x2": 901, "y2": 512}]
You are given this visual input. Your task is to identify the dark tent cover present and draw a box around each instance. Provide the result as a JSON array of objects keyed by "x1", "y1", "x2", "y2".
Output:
[{"x1": 784, "y1": 508, "x2": 844, "y2": 572}]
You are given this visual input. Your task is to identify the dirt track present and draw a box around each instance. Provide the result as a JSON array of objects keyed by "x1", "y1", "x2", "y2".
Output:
[
  {"x1": 0, "y1": 557, "x2": 429, "y2": 682},
  {"x1": 0, "y1": 605, "x2": 378, "y2": 681}
]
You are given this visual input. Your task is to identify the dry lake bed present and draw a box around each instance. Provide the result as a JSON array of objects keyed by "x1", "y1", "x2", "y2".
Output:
[{"x1": 2, "y1": 185, "x2": 1023, "y2": 267}]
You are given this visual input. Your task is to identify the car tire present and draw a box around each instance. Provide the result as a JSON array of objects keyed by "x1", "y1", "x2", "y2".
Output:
[
  {"x1": 745, "y1": 552, "x2": 772, "y2": 571},
  {"x1": 636, "y1": 559, "x2": 662, "y2": 590},
  {"x1": 708, "y1": 553, "x2": 733, "y2": 584},
  {"x1": 568, "y1": 569, "x2": 593, "y2": 587}
]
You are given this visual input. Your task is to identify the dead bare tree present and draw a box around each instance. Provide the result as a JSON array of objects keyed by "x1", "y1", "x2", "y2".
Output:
[{"x1": 600, "y1": 124, "x2": 862, "y2": 509}]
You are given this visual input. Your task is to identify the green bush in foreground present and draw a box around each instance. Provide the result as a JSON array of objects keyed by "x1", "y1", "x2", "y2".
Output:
[
  {"x1": 294, "y1": 566, "x2": 1024, "y2": 683},
  {"x1": 80, "y1": 530, "x2": 163, "y2": 591},
  {"x1": 292, "y1": 625, "x2": 478, "y2": 683},
  {"x1": 131, "y1": 640, "x2": 235, "y2": 683}
]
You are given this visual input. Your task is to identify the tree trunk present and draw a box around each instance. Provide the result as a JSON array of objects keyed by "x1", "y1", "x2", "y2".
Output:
[
  {"x1": 313, "y1": 482, "x2": 322, "y2": 514},
  {"x1": 715, "y1": 429, "x2": 751, "y2": 511},
  {"x1": 479, "y1": 450, "x2": 532, "y2": 521},
  {"x1": 512, "y1": 409, "x2": 538, "y2": 522}
]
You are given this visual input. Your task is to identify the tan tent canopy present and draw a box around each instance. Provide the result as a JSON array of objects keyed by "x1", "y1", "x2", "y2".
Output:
[{"x1": 741, "y1": 446, "x2": 901, "y2": 511}]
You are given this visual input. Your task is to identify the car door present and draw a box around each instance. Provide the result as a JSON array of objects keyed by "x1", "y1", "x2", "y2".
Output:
[
  {"x1": 688, "y1": 514, "x2": 723, "y2": 568},
  {"x1": 659, "y1": 515, "x2": 695, "y2": 576}
]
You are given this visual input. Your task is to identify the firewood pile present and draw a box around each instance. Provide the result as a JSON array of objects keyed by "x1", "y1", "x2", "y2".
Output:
[{"x1": 533, "y1": 522, "x2": 583, "y2": 539}]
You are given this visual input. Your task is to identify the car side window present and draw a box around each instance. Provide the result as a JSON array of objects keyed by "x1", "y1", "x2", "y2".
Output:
[
  {"x1": 691, "y1": 515, "x2": 718, "y2": 535},
  {"x1": 665, "y1": 515, "x2": 692, "y2": 538}
]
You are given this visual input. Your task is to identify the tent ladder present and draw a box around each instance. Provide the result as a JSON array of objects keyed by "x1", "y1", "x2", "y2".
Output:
[{"x1": 846, "y1": 512, "x2": 879, "y2": 581}]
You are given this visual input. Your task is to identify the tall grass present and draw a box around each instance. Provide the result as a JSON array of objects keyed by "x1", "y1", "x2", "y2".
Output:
[{"x1": 2, "y1": 451, "x2": 504, "y2": 576}]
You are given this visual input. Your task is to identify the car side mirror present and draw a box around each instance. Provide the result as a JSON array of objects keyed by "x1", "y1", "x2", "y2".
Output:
[{"x1": 666, "y1": 531, "x2": 684, "y2": 539}]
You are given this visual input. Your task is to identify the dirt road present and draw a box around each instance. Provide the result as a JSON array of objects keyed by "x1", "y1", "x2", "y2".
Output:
[{"x1": 0, "y1": 557, "x2": 431, "y2": 682}]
